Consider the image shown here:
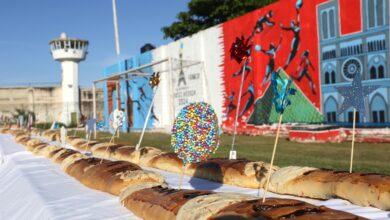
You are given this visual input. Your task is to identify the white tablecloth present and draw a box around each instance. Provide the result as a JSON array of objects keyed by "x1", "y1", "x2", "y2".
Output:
[
  {"x1": 0, "y1": 134, "x2": 136, "y2": 220},
  {"x1": 1, "y1": 134, "x2": 389, "y2": 220}
]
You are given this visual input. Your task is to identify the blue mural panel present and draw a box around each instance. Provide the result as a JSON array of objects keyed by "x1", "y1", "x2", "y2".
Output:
[{"x1": 102, "y1": 51, "x2": 154, "y2": 131}]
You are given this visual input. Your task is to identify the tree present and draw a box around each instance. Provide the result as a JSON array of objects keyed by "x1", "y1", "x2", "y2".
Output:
[{"x1": 162, "y1": 0, "x2": 276, "y2": 40}]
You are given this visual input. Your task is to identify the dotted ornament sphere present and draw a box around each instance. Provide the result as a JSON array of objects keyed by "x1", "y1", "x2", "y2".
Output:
[{"x1": 171, "y1": 102, "x2": 219, "y2": 165}]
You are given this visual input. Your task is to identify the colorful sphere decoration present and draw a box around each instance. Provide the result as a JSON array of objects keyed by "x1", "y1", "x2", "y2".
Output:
[{"x1": 171, "y1": 102, "x2": 220, "y2": 165}]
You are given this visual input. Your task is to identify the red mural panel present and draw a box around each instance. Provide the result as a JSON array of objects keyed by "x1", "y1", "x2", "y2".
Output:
[
  {"x1": 339, "y1": 0, "x2": 362, "y2": 35},
  {"x1": 222, "y1": 0, "x2": 327, "y2": 128}
]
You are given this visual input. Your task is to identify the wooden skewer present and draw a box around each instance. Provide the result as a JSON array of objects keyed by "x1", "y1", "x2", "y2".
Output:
[
  {"x1": 230, "y1": 59, "x2": 248, "y2": 159},
  {"x1": 100, "y1": 127, "x2": 118, "y2": 164},
  {"x1": 262, "y1": 114, "x2": 283, "y2": 202},
  {"x1": 350, "y1": 108, "x2": 357, "y2": 173}
]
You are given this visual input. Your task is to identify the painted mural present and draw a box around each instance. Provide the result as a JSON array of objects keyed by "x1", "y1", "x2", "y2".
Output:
[
  {"x1": 101, "y1": 0, "x2": 389, "y2": 133},
  {"x1": 222, "y1": 0, "x2": 389, "y2": 130},
  {"x1": 222, "y1": 0, "x2": 325, "y2": 129},
  {"x1": 103, "y1": 52, "x2": 155, "y2": 131}
]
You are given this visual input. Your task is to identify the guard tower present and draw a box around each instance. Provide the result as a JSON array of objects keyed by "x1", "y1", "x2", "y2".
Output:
[{"x1": 50, "y1": 33, "x2": 88, "y2": 125}]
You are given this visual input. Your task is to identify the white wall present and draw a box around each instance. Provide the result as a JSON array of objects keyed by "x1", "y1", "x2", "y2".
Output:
[{"x1": 151, "y1": 25, "x2": 225, "y2": 130}]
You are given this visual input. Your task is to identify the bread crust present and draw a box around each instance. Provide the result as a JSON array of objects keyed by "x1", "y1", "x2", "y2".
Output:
[
  {"x1": 91, "y1": 143, "x2": 123, "y2": 159},
  {"x1": 209, "y1": 198, "x2": 367, "y2": 220},
  {"x1": 111, "y1": 146, "x2": 137, "y2": 162},
  {"x1": 187, "y1": 158, "x2": 277, "y2": 188},
  {"x1": 70, "y1": 138, "x2": 87, "y2": 149},
  {"x1": 34, "y1": 145, "x2": 61, "y2": 157},
  {"x1": 65, "y1": 157, "x2": 106, "y2": 180},
  {"x1": 176, "y1": 193, "x2": 254, "y2": 220},
  {"x1": 51, "y1": 148, "x2": 79, "y2": 164},
  {"x1": 79, "y1": 160, "x2": 156, "y2": 195},
  {"x1": 148, "y1": 152, "x2": 183, "y2": 173},
  {"x1": 78, "y1": 141, "x2": 99, "y2": 151},
  {"x1": 335, "y1": 172, "x2": 390, "y2": 210},
  {"x1": 122, "y1": 185, "x2": 213, "y2": 220}
]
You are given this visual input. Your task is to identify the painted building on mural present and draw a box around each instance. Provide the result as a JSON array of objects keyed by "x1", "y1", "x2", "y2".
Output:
[
  {"x1": 100, "y1": 0, "x2": 389, "y2": 133},
  {"x1": 319, "y1": 0, "x2": 389, "y2": 124}
]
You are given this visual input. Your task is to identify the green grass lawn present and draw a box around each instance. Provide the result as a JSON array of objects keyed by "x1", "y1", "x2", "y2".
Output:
[{"x1": 73, "y1": 130, "x2": 390, "y2": 175}]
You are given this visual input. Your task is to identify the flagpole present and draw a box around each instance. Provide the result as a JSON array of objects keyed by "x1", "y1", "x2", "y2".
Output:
[
  {"x1": 112, "y1": 0, "x2": 120, "y2": 55},
  {"x1": 350, "y1": 108, "x2": 356, "y2": 173}
]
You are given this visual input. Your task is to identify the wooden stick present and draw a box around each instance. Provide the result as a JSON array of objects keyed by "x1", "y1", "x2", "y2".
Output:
[
  {"x1": 178, "y1": 165, "x2": 186, "y2": 190},
  {"x1": 230, "y1": 59, "x2": 247, "y2": 158},
  {"x1": 100, "y1": 127, "x2": 118, "y2": 164},
  {"x1": 85, "y1": 131, "x2": 91, "y2": 151},
  {"x1": 262, "y1": 114, "x2": 283, "y2": 202},
  {"x1": 350, "y1": 108, "x2": 357, "y2": 173},
  {"x1": 136, "y1": 86, "x2": 158, "y2": 151}
]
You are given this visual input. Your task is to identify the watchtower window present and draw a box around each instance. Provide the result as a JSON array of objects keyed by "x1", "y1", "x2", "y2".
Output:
[
  {"x1": 70, "y1": 41, "x2": 75, "y2": 49},
  {"x1": 64, "y1": 40, "x2": 71, "y2": 49}
]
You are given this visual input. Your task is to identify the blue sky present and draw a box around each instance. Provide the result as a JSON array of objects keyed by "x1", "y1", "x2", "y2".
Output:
[{"x1": 0, "y1": 0, "x2": 189, "y2": 86}]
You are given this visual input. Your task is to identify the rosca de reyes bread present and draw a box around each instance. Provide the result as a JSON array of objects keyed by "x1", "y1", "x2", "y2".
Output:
[
  {"x1": 42, "y1": 130, "x2": 60, "y2": 141},
  {"x1": 120, "y1": 184, "x2": 367, "y2": 220},
  {"x1": 269, "y1": 166, "x2": 390, "y2": 210},
  {"x1": 187, "y1": 158, "x2": 278, "y2": 189},
  {"x1": 120, "y1": 184, "x2": 215, "y2": 220},
  {"x1": 25, "y1": 129, "x2": 390, "y2": 211},
  {"x1": 90, "y1": 143, "x2": 124, "y2": 159},
  {"x1": 334, "y1": 172, "x2": 390, "y2": 210},
  {"x1": 110, "y1": 146, "x2": 162, "y2": 166},
  {"x1": 0, "y1": 127, "x2": 10, "y2": 134},
  {"x1": 110, "y1": 146, "x2": 136, "y2": 162},
  {"x1": 66, "y1": 158, "x2": 165, "y2": 196},
  {"x1": 148, "y1": 152, "x2": 183, "y2": 173},
  {"x1": 78, "y1": 140, "x2": 99, "y2": 151},
  {"x1": 209, "y1": 198, "x2": 367, "y2": 220}
]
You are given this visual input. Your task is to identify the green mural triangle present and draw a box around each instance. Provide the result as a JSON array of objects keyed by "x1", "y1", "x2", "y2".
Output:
[{"x1": 248, "y1": 69, "x2": 324, "y2": 124}]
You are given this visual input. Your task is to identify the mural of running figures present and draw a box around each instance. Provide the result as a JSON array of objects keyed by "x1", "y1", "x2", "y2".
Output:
[
  {"x1": 223, "y1": 0, "x2": 324, "y2": 128},
  {"x1": 222, "y1": 0, "x2": 389, "y2": 129}
]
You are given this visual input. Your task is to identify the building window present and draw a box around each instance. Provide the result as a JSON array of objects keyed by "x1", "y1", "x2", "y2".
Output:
[
  {"x1": 322, "y1": 11, "x2": 328, "y2": 39},
  {"x1": 370, "y1": 66, "x2": 377, "y2": 79},
  {"x1": 371, "y1": 94, "x2": 387, "y2": 123},
  {"x1": 321, "y1": 7, "x2": 336, "y2": 40},
  {"x1": 348, "y1": 111, "x2": 360, "y2": 123},
  {"x1": 342, "y1": 58, "x2": 362, "y2": 80},
  {"x1": 321, "y1": 7, "x2": 337, "y2": 40},
  {"x1": 327, "y1": 112, "x2": 337, "y2": 123},
  {"x1": 329, "y1": 9, "x2": 335, "y2": 38},
  {"x1": 325, "y1": 97, "x2": 337, "y2": 123},
  {"x1": 322, "y1": 50, "x2": 336, "y2": 60},
  {"x1": 368, "y1": 39, "x2": 386, "y2": 52},
  {"x1": 372, "y1": 111, "x2": 385, "y2": 123},
  {"x1": 367, "y1": 0, "x2": 385, "y2": 29},
  {"x1": 325, "y1": 72, "x2": 330, "y2": 84},
  {"x1": 331, "y1": 71, "x2": 336, "y2": 83},
  {"x1": 378, "y1": 65, "x2": 385, "y2": 78},
  {"x1": 369, "y1": 64, "x2": 386, "y2": 79}
]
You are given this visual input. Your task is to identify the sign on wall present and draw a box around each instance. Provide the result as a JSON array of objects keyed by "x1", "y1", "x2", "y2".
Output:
[{"x1": 171, "y1": 44, "x2": 207, "y2": 116}]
